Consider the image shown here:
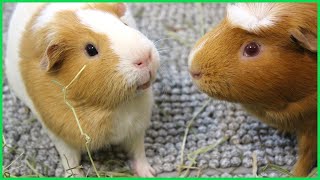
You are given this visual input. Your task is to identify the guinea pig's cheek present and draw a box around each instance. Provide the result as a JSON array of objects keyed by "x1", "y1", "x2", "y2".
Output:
[
  {"x1": 193, "y1": 81, "x2": 211, "y2": 97},
  {"x1": 154, "y1": 59, "x2": 160, "y2": 71},
  {"x1": 150, "y1": 69, "x2": 157, "y2": 82},
  {"x1": 150, "y1": 57, "x2": 160, "y2": 74},
  {"x1": 151, "y1": 48, "x2": 160, "y2": 70}
]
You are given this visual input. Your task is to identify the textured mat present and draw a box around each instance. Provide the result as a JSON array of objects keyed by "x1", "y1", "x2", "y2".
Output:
[{"x1": 3, "y1": 3, "x2": 302, "y2": 177}]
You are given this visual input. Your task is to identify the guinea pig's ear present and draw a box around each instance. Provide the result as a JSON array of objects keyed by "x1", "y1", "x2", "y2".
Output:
[
  {"x1": 114, "y1": 3, "x2": 137, "y2": 28},
  {"x1": 40, "y1": 44, "x2": 63, "y2": 72},
  {"x1": 290, "y1": 28, "x2": 317, "y2": 52},
  {"x1": 114, "y1": 3, "x2": 127, "y2": 17}
]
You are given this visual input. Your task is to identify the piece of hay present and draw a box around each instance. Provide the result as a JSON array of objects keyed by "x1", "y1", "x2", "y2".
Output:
[
  {"x1": 181, "y1": 136, "x2": 229, "y2": 177},
  {"x1": 52, "y1": 65, "x2": 100, "y2": 177},
  {"x1": 260, "y1": 163, "x2": 294, "y2": 177},
  {"x1": 25, "y1": 159, "x2": 44, "y2": 177},
  {"x1": 178, "y1": 99, "x2": 212, "y2": 175},
  {"x1": 307, "y1": 168, "x2": 317, "y2": 177},
  {"x1": 64, "y1": 154, "x2": 83, "y2": 177},
  {"x1": 252, "y1": 152, "x2": 258, "y2": 177},
  {"x1": 99, "y1": 171, "x2": 133, "y2": 177},
  {"x1": 3, "y1": 151, "x2": 24, "y2": 171}
]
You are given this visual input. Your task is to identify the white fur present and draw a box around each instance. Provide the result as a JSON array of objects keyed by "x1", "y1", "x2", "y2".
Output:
[
  {"x1": 76, "y1": 9, "x2": 159, "y2": 86},
  {"x1": 128, "y1": 131, "x2": 155, "y2": 177},
  {"x1": 32, "y1": 3, "x2": 86, "y2": 31},
  {"x1": 112, "y1": 90, "x2": 155, "y2": 177},
  {"x1": 46, "y1": 130, "x2": 82, "y2": 177},
  {"x1": 188, "y1": 39, "x2": 207, "y2": 67},
  {"x1": 5, "y1": 3, "x2": 43, "y2": 112},
  {"x1": 111, "y1": 89, "x2": 153, "y2": 144},
  {"x1": 227, "y1": 3, "x2": 277, "y2": 32}
]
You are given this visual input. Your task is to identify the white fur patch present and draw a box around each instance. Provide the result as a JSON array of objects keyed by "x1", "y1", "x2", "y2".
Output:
[
  {"x1": 5, "y1": 3, "x2": 45, "y2": 111},
  {"x1": 111, "y1": 89, "x2": 153, "y2": 144},
  {"x1": 76, "y1": 9, "x2": 159, "y2": 86},
  {"x1": 188, "y1": 26, "x2": 225, "y2": 67},
  {"x1": 33, "y1": 3, "x2": 86, "y2": 31},
  {"x1": 227, "y1": 3, "x2": 277, "y2": 32},
  {"x1": 188, "y1": 38, "x2": 208, "y2": 67}
]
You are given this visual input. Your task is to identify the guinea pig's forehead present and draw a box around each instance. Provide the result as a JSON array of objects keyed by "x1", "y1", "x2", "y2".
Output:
[
  {"x1": 226, "y1": 3, "x2": 281, "y2": 34},
  {"x1": 76, "y1": 9, "x2": 123, "y2": 35},
  {"x1": 33, "y1": 3, "x2": 88, "y2": 30}
]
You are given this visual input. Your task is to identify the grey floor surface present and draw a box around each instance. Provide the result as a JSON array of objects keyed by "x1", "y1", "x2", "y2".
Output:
[{"x1": 2, "y1": 3, "x2": 309, "y2": 177}]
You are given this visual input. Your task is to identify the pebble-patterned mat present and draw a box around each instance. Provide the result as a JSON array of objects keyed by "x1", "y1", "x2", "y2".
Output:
[{"x1": 3, "y1": 3, "x2": 302, "y2": 177}]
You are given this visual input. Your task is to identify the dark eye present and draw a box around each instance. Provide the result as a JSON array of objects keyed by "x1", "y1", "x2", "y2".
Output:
[
  {"x1": 85, "y1": 44, "x2": 98, "y2": 57},
  {"x1": 243, "y1": 42, "x2": 261, "y2": 57}
]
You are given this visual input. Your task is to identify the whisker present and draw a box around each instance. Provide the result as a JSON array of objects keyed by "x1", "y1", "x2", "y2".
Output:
[
  {"x1": 157, "y1": 48, "x2": 171, "y2": 51},
  {"x1": 153, "y1": 37, "x2": 175, "y2": 44},
  {"x1": 157, "y1": 50, "x2": 171, "y2": 54}
]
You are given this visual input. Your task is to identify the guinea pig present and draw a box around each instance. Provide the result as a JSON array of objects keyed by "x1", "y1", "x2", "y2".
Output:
[
  {"x1": 5, "y1": 3, "x2": 159, "y2": 177},
  {"x1": 188, "y1": 3, "x2": 317, "y2": 177}
]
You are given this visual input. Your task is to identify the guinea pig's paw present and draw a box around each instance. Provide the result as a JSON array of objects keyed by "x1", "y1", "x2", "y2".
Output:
[
  {"x1": 64, "y1": 169, "x2": 84, "y2": 178},
  {"x1": 132, "y1": 160, "x2": 155, "y2": 177}
]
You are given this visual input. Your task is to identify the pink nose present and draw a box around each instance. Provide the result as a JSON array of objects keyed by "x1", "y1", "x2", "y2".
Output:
[
  {"x1": 134, "y1": 51, "x2": 152, "y2": 68},
  {"x1": 134, "y1": 60, "x2": 148, "y2": 68}
]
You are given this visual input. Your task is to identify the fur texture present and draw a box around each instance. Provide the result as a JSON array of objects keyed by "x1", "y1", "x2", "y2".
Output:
[{"x1": 189, "y1": 3, "x2": 317, "y2": 177}]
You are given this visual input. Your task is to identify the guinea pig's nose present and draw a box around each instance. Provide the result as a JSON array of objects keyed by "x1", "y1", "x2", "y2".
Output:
[
  {"x1": 134, "y1": 60, "x2": 148, "y2": 68},
  {"x1": 190, "y1": 70, "x2": 202, "y2": 79},
  {"x1": 134, "y1": 51, "x2": 152, "y2": 68}
]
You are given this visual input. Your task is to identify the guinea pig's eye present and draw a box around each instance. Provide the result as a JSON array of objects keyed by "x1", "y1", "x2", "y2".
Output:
[
  {"x1": 85, "y1": 44, "x2": 98, "y2": 57},
  {"x1": 243, "y1": 42, "x2": 261, "y2": 57}
]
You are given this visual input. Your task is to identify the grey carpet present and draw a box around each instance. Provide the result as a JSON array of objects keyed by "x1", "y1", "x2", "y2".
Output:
[{"x1": 3, "y1": 3, "x2": 302, "y2": 177}]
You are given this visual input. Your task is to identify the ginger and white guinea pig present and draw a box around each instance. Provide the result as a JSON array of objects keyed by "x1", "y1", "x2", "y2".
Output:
[
  {"x1": 189, "y1": 3, "x2": 317, "y2": 177},
  {"x1": 5, "y1": 3, "x2": 159, "y2": 177}
]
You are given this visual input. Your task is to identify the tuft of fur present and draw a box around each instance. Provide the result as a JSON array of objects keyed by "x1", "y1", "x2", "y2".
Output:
[
  {"x1": 227, "y1": 3, "x2": 317, "y2": 36},
  {"x1": 189, "y1": 3, "x2": 317, "y2": 177}
]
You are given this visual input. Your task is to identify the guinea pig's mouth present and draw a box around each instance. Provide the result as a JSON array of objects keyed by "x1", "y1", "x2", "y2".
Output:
[
  {"x1": 137, "y1": 71, "x2": 152, "y2": 90},
  {"x1": 137, "y1": 80, "x2": 151, "y2": 90}
]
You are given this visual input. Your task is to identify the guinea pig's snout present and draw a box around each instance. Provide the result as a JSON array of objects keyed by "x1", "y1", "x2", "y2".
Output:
[
  {"x1": 132, "y1": 47, "x2": 159, "y2": 90},
  {"x1": 133, "y1": 51, "x2": 151, "y2": 69},
  {"x1": 190, "y1": 70, "x2": 202, "y2": 79}
]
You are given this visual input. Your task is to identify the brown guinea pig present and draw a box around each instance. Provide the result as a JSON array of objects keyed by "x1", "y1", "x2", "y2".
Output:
[
  {"x1": 5, "y1": 3, "x2": 159, "y2": 177},
  {"x1": 188, "y1": 3, "x2": 317, "y2": 177}
]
